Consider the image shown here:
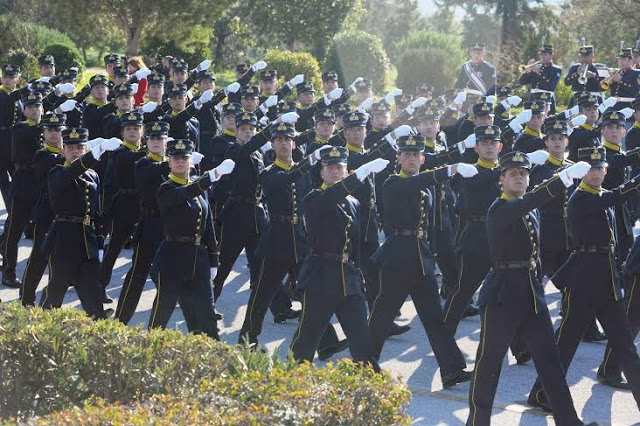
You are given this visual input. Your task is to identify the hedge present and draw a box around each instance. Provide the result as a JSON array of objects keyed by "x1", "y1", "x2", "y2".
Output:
[
  {"x1": 264, "y1": 49, "x2": 323, "y2": 98},
  {"x1": 0, "y1": 304, "x2": 411, "y2": 424}
]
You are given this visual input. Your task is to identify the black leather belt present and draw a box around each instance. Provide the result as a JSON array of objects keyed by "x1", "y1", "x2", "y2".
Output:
[
  {"x1": 271, "y1": 214, "x2": 299, "y2": 224},
  {"x1": 118, "y1": 188, "x2": 138, "y2": 195},
  {"x1": 56, "y1": 215, "x2": 93, "y2": 226},
  {"x1": 230, "y1": 195, "x2": 260, "y2": 205},
  {"x1": 493, "y1": 259, "x2": 537, "y2": 269},
  {"x1": 392, "y1": 229, "x2": 427, "y2": 239},
  {"x1": 142, "y1": 208, "x2": 160, "y2": 217},
  {"x1": 166, "y1": 235, "x2": 201, "y2": 245},
  {"x1": 311, "y1": 252, "x2": 350, "y2": 264},
  {"x1": 576, "y1": 245, "x2": 613, "y2": 254}
]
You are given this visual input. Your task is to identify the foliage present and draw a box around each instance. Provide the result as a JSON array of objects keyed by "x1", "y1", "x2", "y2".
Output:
[
  {"x1": 41, "y1": 44, "x2": 84, "y2": 76},
  {"x1": 264, "y1": 50, "x2": 323, "y2": 97},
  {"x1": 0, "y1": 304, "x2": 410, "y2": 423},
  {"x1": 325, "y1": 30, "x2": 390, "y2": 94},
  {"x1": 141, "y1": 25, "x2": 214, "y2": 70}
]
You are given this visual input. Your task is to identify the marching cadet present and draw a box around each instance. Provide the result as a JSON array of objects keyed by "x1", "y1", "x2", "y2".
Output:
[
  {"x1": 512, "y1": 100, "x2": 547, "y2": 153},
  {"x1": 35, "y1": 55, "x2": 57, "y2": 84},
  {"x1": 227, "y1": 61, "x2": 264, "y2": 106},
  {"x1": 459, "y1": 101, "x2": 495, "y2": 163},
  {"x1": 98, "y1": 112, "x2": 147, "y2": 300},
  {"x1": 104, "y1": 54, "x2": 121, "y2": 87},
  {"x1": 528, "y1": 146, "x2": 640, "y2": 415},
  {"x1": 355, "y1": 78, "x2": 373, "y2": 103},
  {"x1": 256, "y1": 70, "x2": 299, "y2": 121},
  {"x1": 148, "y1": 139, "x2": 235, "y2": 338},
  {"x1": 0, "y1": 64, "x2": 23, "y2": 211},
  {"x1": 518, "y1": 43, "x2": 562, "y2": 113},
  {"x1": 321, "y1": 71, "x2": 340, "y2": 95},
  {"x1": 294, "y1": 81, "x2": 324, "y2": 133},
  {"x1": 40, "y1": 129, "x2": 122, "y2": 318},
  {"x1": 115, "y1": 121, "x2": 170, "y2": 324},
  {"x1": 564, "y1": 43, "x2": 603, "y2": 107},
  {"x1": 290, "y1": 146, "x2": 387, "y2": 370},
  {"x1": 368, "y1": 133, "x2": 476, "y2": 389},
  {"x1": 608, "y1": 46, "x2": 640, "y2": 111},
  {"x1": 162, "y1": 84, "x2": 200, "y2": 150},
  {"x1": 238, "y1": 122, "x2": 322, "y2": 346},
  {"x1": 567, "y1": 94, "x2": 601, "y2": 161},
  {"x1": 1, "y1": 92, "x2": 43, "y2": 289},
  {"x1": 140, "y1": 72, "x2": 167, "y2": 122},
  {"x1": 192, "y1": 70, "x2": 220, "y2": 144},
  {"x1": 454, "y1": 43, "x2": 496, "y2": 96},
  {"x1": 20, "y1": 113, "x2": 65, "y2": 306},
  {"x1": 467, "y1": 150, "x2": 592, "y2": 426},
  {"x1": 240, "y1": 85, "x2": 261, "y2": 113},
  {"x1": 82, "y1": 75, "x2": 116, "y2": 139},
  {"x1": 328, "y1": 103, "x2": 351, "y2": 146},
  {"x1": 102, "y1": 83, "x2": 135, "y2": 138}
]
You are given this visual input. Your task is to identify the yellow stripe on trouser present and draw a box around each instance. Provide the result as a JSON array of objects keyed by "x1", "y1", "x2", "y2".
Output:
[
  {"x1": 368, "y1": 268, "x2": 384, "y2": 323},
  {"x1": 290, "y1": 290, "x2": 308, "y2": 351},
  {"x1": 443, "y1": 253, "x2": 465, "y2": 322},
  {"x1": 470, "y1": 306, "x2": 489, "y2": 426},
  {"x1": 116, "y1": 241, "x2": 141, "y2": 317},
  {"x1": 150, "y1": 273, "x2": 162, "y2": 327},
  {"x1": 41, "y1": 254, "x2": 53, "y2": 307},
  {"x1": 602, "y1": 275, "x2": 637, "y2": 375}
]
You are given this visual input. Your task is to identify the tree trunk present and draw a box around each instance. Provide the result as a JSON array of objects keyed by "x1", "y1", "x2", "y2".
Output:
[{"x1": 125, "y1": 0, "x2": 145, "y2": 57}]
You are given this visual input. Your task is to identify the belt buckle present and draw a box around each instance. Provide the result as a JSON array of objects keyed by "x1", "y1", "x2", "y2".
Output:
[
  {"x1": 83, "y1": 215, "x2": 91, "y2": 226},
  {"x1": 194, "y1": 235, "x2": 201, "y2": 245},
  {"x1": 417, "y1": 229, "x2": 424, "y2": 238},
  {"x1": 529, "y1": 258, "x2": 537, "y2": 270},
  {"x1": 291, "y1": 214, "x2": 298, "y2": 225}
]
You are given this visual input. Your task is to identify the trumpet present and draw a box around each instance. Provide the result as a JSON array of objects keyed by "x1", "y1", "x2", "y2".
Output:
[
  {"x1": 577, "y1": 65, "x2": 591, "y2": 84},
  {"x1": 600, "y1": 68, "x2": 621, "y2": 90},
  {"x1": 518, "y1": 61, "x2": 542, "y2": 73}
]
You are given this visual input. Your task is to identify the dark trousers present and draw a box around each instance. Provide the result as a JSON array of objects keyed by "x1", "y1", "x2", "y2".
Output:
[
  {"x1": 99, "y1": 217, "x2": 137, "y2": 288},
  {"x1": 529, "y1": 287, "x2": 640, "y2": 411},
  {"x1": 434, "y1": 227, "x2": 459, "y2": 296},
  {"x1": 291, "y1": 284, "x2": 375, "y2": 365},
  {"x1": 238, "y1": 257, "x2": 295, "y2": 344},
  {"x1": 115, "y1": 238, "x2": 159, "y2": 324},
  {"x1": 2, "y1": 197, "x2": 36, "y2": 281},
  {"x1": 369, "y1": 264, "x2": 466, "y2": 380},
  {"x1": 148, "y1": 270, "x2": 219, "y2": 339},
  {"x1": 0, "y1": 168, "x2": 10, "y2": 213},
  {"x1": 0, "y1": 136, "x2": 11, "y2": 212},
  {"x1": 443, "y1": 252, "x2": 491, "y2": 332},
  {"x1": 20, "y1": 215, "x2": 53, "y2": 306},
  {"x1": 599, "y1": 274, "x2": 640, "y2": 380},
  {"x1": 467, "y1": 303, "x2": 582, "y2": 426},
  {"x1": 39, "y1": 255, "x2": 105, "y2": 319},
  {"x1": 361, "y1": 239, "x2": 381, "y2": 310}
]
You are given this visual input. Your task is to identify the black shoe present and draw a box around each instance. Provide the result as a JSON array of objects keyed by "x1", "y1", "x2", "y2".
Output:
[
  {"x1": 442, "y1": 370, "x2": 472, "y2": 389},
  {"x1": 387, "y1": 323, "x2": 411, "y2": 338},
  {"x1": 582, "y1": 330, "x2": 607, "y2": 342},
  {"x1": 318, "y1": 339, "x2": 349, "y2": 361},
  {"x1": 103, "y1": 308, "x2": 114, "y2": 318},
  {"x1": 515, "y1": 351, "x2": 532, "y2": 365},
  {"x1": 273, "y1": 309, "x2": 301, "y2": 324},
  {"x1": 101, "y1": 289, "x2": 113, "y2": 304},
  {"x1": 527, "y1": 395, "x2": 551, "y2": 412},
  {"x1": 214, "y1": 310, "x2": 223, "y2": 321},
  {"x1": 462, "y1": 305, "x2": 479, "y2": 318},
  {"x1": 2, "y1": 277, "x2": 21, "y2": 288},
  {"x1": 596, "y1": 371, "x2": 631, "y2": 390}
]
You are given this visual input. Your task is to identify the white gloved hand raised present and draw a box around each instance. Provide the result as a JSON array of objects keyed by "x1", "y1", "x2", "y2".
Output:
[
  {"x1": 135, "y1": 68, "x2": 151, "y2": 80},
  {"x1": 599, "y1": 96, "x2": 617, "y2": 113},
  {"x1": 36, "y1": 76, "x2": 51, "y2": 83},
  {"x1": 208, "y1": 159, "x2": 235, "y2": 182},
  {"x1": 384, "y1": 124, "x2": 412, "y2": 148},
  {"x1": 69, "y1": 67, "x2": 79, "y2": 73},
  {"x1": 453, "y1": 91, "x2": 467, "y2": 105},
  {"x1": 528, "y1": 149, "x2": 550, "y2": 165},
  {"x1": 92, "y1": 138, "x2": 122, "y2": 159},
  {"x1": 198, "y1": 59, "x2": 212, "y2": 71},
  {"x1": 59, "y1": 99, "x2": 77, "y2": 112},
  {"x1": 485, "y1": 95, "x2": 496, "y2": 105},
  {"x1": 570, "y1": 114, "x2": 587, "y2": 127},
  {"x1": 506, "y1": 95, "x2": 522, "y2": 106},
  {"x1": 98, "y1": 249, "x2": 104, "y2": 262},
  {"x1": 513, "y1": 109, "x2": 532, "y2": 125},
  {"x1": 260, "y1": 141, "x2": 272, "y2": 153},
  {"x1": 455, "y1": 163, "x2": 479, "y2": 178},
  {"x1": 225, "y1": 82, "x2": 240, "y2": 94},
  {"x1": 198, "y1": 89, "x2": 214, "y2": 104},
  {"x1": 558, "y1": 161, "x2": 591, "y2": 187},
  {"x1": 310, "y1": 145, "x2": 332, "y2": 165},
  {"x1": 57, "y1": 83, "x2": 75, "y2": 94},
  {"x1": 288, "y1": 74, "x2": 304, "y2": 86},
  {"x1": 509, "y1": 121, "x2": 523, "y2": 133},
  {"x1": 405, "y1": 97, "x2": 427, "y2": 115},
  {"x1": 259, "y1": 116, "x2": 270, "y2": 127},
  {"x1": 619, "y1": 107, "x2": 635, "y2": 119},
  {"x1": 130, "y1": 83, "x2": 139, "y2": 94},
  {"x1": 265, "y1": 95, "x2": 278, "y2": 108},
  {"x1": 141, "y1": 101, "x2": 158, "y2": 113},
  {"x1": 360, "y1": 97, "x2": 374, "y2": 110},
  {"x1": 564, "y1": 105, "x2": 580, "y2": 118},
  {"x1": 251, "y1": 61, "x2": 267, "y2": 71},
  {"x1": 191, "y1": 151, "x2": 204, "y2": 165},
  {"x1": 277, "y1": 112, "x2": 299, "y2": 124},
  {"x1": 384, "y1": 88, "x2": 402, "y2": 104},
  {"x1": 354, "y1": 158, "x2": 390, "y2": 181},
  {"x1": 328, "y1": 88, "x2": 344, "y2": 101}
]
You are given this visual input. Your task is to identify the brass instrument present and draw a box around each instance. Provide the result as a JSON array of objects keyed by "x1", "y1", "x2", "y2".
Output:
[
  {"x1": 518, "y1": 61, "x2": 542, "y2": 73},
  {"x1": 577, "y1": 65, "x2": 590, "y2": 84},
  {"x1": 600, "y1": 68, "x2": 621, "y2": 90}
]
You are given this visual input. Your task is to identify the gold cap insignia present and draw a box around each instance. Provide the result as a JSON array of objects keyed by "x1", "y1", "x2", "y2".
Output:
[
  {"x1": 588, "y1": 96, "x2": 596, "y2": 103},
  {"x1": 28, "y1": 93, "x2": 36, "y2": 100},
  {"x1": 277, "y1": 123, "x2": 287, "y2": 131},
  {"x1": 128, "y1": 113, "x2": 137, "y2": 120},
  {"x1": 405, "y1": 136, "x2": 416, "y2": 146},
  {"x1": 175, "y1": 141, "x2": 186, "y2": 150},
  {"x1": 512, "y1": 152, "x2": 525, "y2": 162},
  {"x1": 329, "y1": 148, "x2": 341, "y2": 157},
  {"x1": 70, "y1": 130, "x2": 79, "y2": 139},
  {"x1": 590, "y1": 151, "x2": 602, "y2": 160},
  {"x1": 50, "y1": 115, "x2": 59, "y2": 123},
  {"x1": 152, "y1": 123, "x2": 161, "y2": 131},
  {"x1": 242, "y1": 113, "x2": 251, "y2": 120},
  {"x1": 6, "y1": 65, "x2": 12, "y2": 71},
  {"x1": 610, "y1": 112, "x2": 619, "y2": 120},
  {"x1": 349, "y1": 113, "x2": 359, "y2": 121},
  {"x1": 481, "y1": 104, "x2": 490, "y2": 111},
  {"x1": 540, "y1": 93, "x2": 549, "y2": 99},
  {"x1": 36, "y1": 82, "x2": 44, "y2": 88},
  {"x1": 425, "y1": 108, "x2": 434, "y2": 115},
  {"x1": 531, "y1": 103, "x2": 540, "y2": 110},
  {"x1": 619, "y1": 49, "x2": 625, "y2": 56},
  {"x1": 484, "y1": 127, "x2": 495, "y2": 135},
  {"x1": 553, "y1": 122, "x2": 563, "y2": 129}
]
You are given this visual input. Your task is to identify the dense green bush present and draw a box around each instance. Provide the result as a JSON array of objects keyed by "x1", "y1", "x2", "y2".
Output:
[
  {"x1": 41, "y1": 44, "x2": 84, "y2": 76},
  {"x1": 140, "y1": 25, "x2": 213, "y2": 71},
  {"x1": 395, "y1": 30, "x2": 466, "y2": 96},
  {"x1": 0, "y1": 304, "x2": 411, "y2": 424},
  {"x1": 325, "y1": 30, "x2": 390, "y2": 94},
  {"x1": 264, "y1": 49, "x2": 322, "y2": 97}
]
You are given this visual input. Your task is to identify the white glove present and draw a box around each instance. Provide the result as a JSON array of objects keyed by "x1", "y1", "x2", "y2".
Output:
[
  {"x1": 405, "y1": 97, "x2": 427, "y2": 115},
  {"x1": 210, "y1": 267, "x2": 218, "y2": 279},
  {"x1": 98, "y1": 249, "x2": 104, "y2": 262},
  {"x1": 619, "y1": 107, "x2": 634, "y2": 119},
  {"x1": 141, "y1": 101, "x2": 158, "y2": 113},
  {"x1": 199, "y1": 89, "x2": 214, "y2": 104},
  {"x1": 251, "y1": 61, "x2": 267, "y2": 71},
  {"x1": 87, "y1": 138, "x2": 105, "y2": 149},
  {"x1": 36, "y1": 77, "x2": 51, "y2": 83},
  {"x1": 259, "y1": 116, "x2": 270, "y2": 127},
  {"x1": 191, "y1": 151, "x2": 204, "y2": 165},
  {"x1": 92, "y1": 138, "x2": 122, "y2": 159},
  {"x1": 186, "y1": 90, "x2": 194, "y2": 101},
  {"x1": 277, "y1": 112, "x2": 299, "y2": 124},
  {"x1": 453, "y1": 91, "x2": 467, "y2": 105},
  {"x1": 603, "y1": 96, "x2": 617, "y2": 108},
  {"x1": 354, "y1": 158, "x2": 390, "y2": 181},
  {"x1": 323, "y1": 94, "x2": 331, "y2": 106},
  {"x1": 455, "y1": 134, "x2": 476, "y2": 154},
  {"x1": 265, "y1": 95, "x2": 278, "y2": 108},
  {"x1": 384, "y1": 88, "x2": 402, "y2": 104},
  {"x1": 570, "y1": 114, "x2": 587, "y2": 127},
  {"x1": 558, "y1": 161, "x2": 591, "y2": 187},
  {"x1": 135, "y1": 68, "x2": 151, "y2": 80},
  {"x1": 288, "y1": 74, "x2": 304, "y2": 87},
  {"x1": 310, "y1": 145, "x2": 332, "y2": 165},
  {"x1": 528, "y1": 149, "x2": 550, "y2": 165},
  {"x1": 198, "y1": 59, "x2": 212, "y2": 71},
  {"x1": 69, "y1": 67, "x2": 79, "y2": 73},
  {"x1": 260, "y1": 141, "x2": 272, "y2": 153},
  {"x1": 384, "y1": 124, "x2": 412, "y2": 143},
  {"x1": 328, "y1": 88, "x2": 343, "y2": 101},
  {"x1": 485, "y1": 95, "x2": 496, "y2": 105},
  {"x1": 506, "y1": 95, "x2": 522, "y2": 106},
  {"x1": 225, "y1": 82, "x2": 240, "y2": 95},
  {"x1": 456, "y1": 163, "x2": 479, "y2": 178},
  {"x1": 208, "y1": 159, "x2": 235, "y2": 181},
  {"x1": 347, "y1": 77, "x2": 364, "y2": 93},
  {"x1": 360, "y1": 97, "x2": 374, "y2": 110},
  {"x1": 59, "y1": 99, "x2": 77, "y2": 112},
  {"x1": 513, "y1": 109, "x2": 532, "y2": 125},
  {"x1": 57, "y1": 83, "x2": 75, "y2": 94},
  {"x1": 131, "y1": 83, "x2": 139, "y2": 93},
  {"x1": 564, "y1": 105, "x2": 580, "y2": 118},
  {"x1": 509, "y1": 121, "x2": 523, "y2": 134}
]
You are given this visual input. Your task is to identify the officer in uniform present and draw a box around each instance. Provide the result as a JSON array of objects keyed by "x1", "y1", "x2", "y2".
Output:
[
  {"x1": 513, "y1": 100, "x2": 547, "y2": 153},
  {"x1": 528, "y1": 146, "x2": 640, "y2": 414},
  {"x1": 608, "y1": 47, "x2": 640, "y2": 111},
  {"x1": 294, "y1": 81, "x2": 320, "y2": 133},
  {"x1": 567, "y1": 94, "x2": 600, "y2": 162},
  {"x1": 290, "y1": 146, "x2": 386, "y2": 370},
  {"x1": 0, "y1": 64, "x2": 23, "y2": 212},
  {"x1": 103, "y1": 54, "x2": 121, "y2": 88},
  {"x1": 163, "y1": 84, "x2": 201, "y2": 151},
  {"x1": 115, "y1": 121, "x2": 169, "y2": 324},
  {"x1": 82, "y1": 74, "x2": 116, "y2": 139},
  {"x1": 454, "y1": 43, "x2": 496, "y2": 96},
  {"x1": 40, "y1": 129, "x2": 121, "y2": 318},
  {"x1": 20, "y1": 112, "x2": 66, "y2": 306},
  {"x1": 369, "y1": 134, "x2": 475, "y2": 388},
  {"x1": 148, "y1": 140, "x2": 235, "y2": 338},
  {"x1": 192, "y1": 70, "x2": 220, "y2": 144},
  {"x1": 321, "y1": 71, "x2": 340, "y2": 95},
  {"x1": 458, "y1": 101, "x2": 495, "y2": 164},
  {"x1": 518, "y1": 44, "x2": 562, "y2": 113},
  {"x1": 1, "y1": 92, "x2": 43, "y2": 288},
  {"x1": 140, "y1": 72, "x2": 167, "y2": 122},
  {"x1": 240, "y1": 85, "x2": 261, "y2": 113},
  {"x1": 564, "y1": 44, "x2": 603, "y2": 107},
  {"x1": 102, "y1": 83, "x2": 135, "y2": 138}
]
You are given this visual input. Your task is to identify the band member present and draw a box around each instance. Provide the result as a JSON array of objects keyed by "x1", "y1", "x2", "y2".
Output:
[
  {"x1": 519, "y1": 43, "x2": 562, "y2": 113},
  {"x1": 454, "y1": 43, "x2": 496, "y2": 96}
]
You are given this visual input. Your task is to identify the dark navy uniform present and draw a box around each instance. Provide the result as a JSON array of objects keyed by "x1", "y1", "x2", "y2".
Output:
[
  {"x1": 81, "y1": 74, "x2": 116, "y2": 139},
  {"x1": 468, "y1": 151, "x2": 584, "y2": 426},
  {"x1": 454, "y1": 45, "x2": 496, "y2": 96},
  {"x1": 20, "y1": 113, "x2": 65, "y2": 306},
  {"x1": 609, "y1": 49, "x2": 640, "y2": 110},
  {"x1": 512, "y1": 100, "x2": 546, "y2": 153},
  {"x1": 115, "y1": 122, "x2": 170, "y2": 324},
  {"x1": 0, "y1": 64, "x2": 23, "y2": 208},
  {"x1": 567, "y1": 122, "x2": 599, "y2": 163},
  {"x1": 148, "y1": 139, "x2": 220, "y2": 339},
  {"x1": 39, "y1": 128, "x2": 108, "y2": 319},
  {"x1": 564, "y1": 45, "x2": 603, "y2": 107},
  {"x1": 518, "y1": 46, "x2": 562, "y2": 113},
  {"x1": 163, "y1": 84, "x2": 201, "y2": 151},
  {"x1": 529, "y1": 146, "x2": 640, "y2": 412}
]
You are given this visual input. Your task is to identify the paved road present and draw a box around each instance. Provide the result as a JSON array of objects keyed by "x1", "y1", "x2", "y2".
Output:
[{"x1": 0, "y1": 205, "x2": 637, "y2": 425}]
